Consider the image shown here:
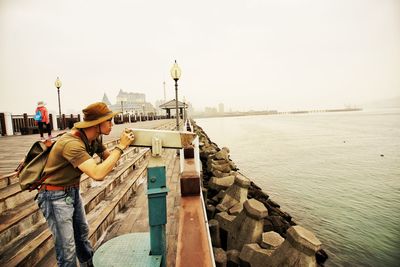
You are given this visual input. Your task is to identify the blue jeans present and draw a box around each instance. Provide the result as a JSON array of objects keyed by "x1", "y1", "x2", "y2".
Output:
[{"x1": 37, "y1": 188, "x2": 93, "y2": 267}]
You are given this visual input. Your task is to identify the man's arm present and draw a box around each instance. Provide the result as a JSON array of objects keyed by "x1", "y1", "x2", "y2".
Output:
[
  {"x1": 78, "y1": 148, "x2": 123, "y2": 180},
  {"x1": 78, "y1": 129, "x2": 134, "y2": 180}
]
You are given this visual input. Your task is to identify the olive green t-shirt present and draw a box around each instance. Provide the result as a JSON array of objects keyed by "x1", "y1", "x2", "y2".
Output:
[{"x1": 43, "y1": 132, "x2": 105, "y2": 186}]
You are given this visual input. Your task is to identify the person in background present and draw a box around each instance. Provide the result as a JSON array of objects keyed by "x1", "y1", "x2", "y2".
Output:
[
  {"x1": 36, "y1": 102, "x2": 135, "y2": 267},
  {"x1": 35, "y1": 101, "x2": 52, "y2": 140}
]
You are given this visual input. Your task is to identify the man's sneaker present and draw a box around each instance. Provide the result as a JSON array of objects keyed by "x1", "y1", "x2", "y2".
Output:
[{"x1": 40, "y1": 137, "x2": 45, "y2": 141}]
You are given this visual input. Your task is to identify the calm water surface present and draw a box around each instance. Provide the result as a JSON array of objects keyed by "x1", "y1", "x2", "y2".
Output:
[{"x1": 196, "y1": 108, "x2": 400, "y2": 267}]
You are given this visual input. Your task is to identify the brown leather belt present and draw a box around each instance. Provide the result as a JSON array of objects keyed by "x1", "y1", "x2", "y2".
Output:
[{"x1": 40, "y1": 184, "x2": 80, "y2": 191}]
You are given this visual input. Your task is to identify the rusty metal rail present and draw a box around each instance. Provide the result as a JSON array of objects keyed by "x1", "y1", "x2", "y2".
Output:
[{"x1": 176, "y1": 135, "x2": 215, "y2": 267}]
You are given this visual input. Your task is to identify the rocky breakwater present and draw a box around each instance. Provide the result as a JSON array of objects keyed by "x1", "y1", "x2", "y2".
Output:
[{"x1": 193, "y1": 122, "x2": 328, "y2": 267}]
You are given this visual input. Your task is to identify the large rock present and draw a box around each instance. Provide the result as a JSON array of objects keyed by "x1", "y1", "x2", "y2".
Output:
[
  {"x1": 286, "y1": 225, "x2": 322, "y2": 255},
  {"x1": 207, "y1": 158, "x2": 227, "y2": 172},
  {"x1": 228, "y1": 203, "x2": 243, "y2": 215},
  {"x1": 226, "y1": 250, "x2": 240, "y2": 267},
  {"x1": 261, "y1": 231, "x2": 284, "y2": 249},
  {"x1": 212, "y1": 169, "x2": 234, "y2": 178},
  {"x1": 214, "y1": 247, "x2": 227, "y2": 267},
  {"x1": 209, "y1": 219, "x2": 222, "y2": 248},
  {"x1": 217, "y1": 174, "x2": 250, "y2": 212},
  {"x1": 227, "y1": 199, "x2": 268, "y2": 251},
  {"x1": 239, "y1": 244, "x2": 274, "y2": 267},
  {"x1": 209, "y1": 175, "x2": 235, "y2": 191},
  {"x1": 212, "y1": 162, "x2": 232, "y2": 173},
  {"x1": 269, "y1": 225, "x2": 322, "y2": 267},
  {"x1": 215, "y1": 147, "x2": 230, "y2": 160},
  {"x1": 238, "y1": 226, "x2": 321, "y2": 267},
  {"x1": 215, "y1": 212, "x2": 236, "y2": 233},
  {"x1": 244, "y1": 198, "x2": 268, "y2": 220}
]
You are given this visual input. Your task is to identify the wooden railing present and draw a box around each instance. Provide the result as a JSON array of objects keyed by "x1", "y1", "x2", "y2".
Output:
[
  {"x1": 11, "y1": 114, "x2": 55, "y2": 134},
  {"x1": 0, "y1": 113, "x2": 6, "y2": 136},
  {"x1": 0, "y1": 112, "x2": 170, "y2": 136},
  {"x1": 59, "y1": 114, "x2": 80, "y2": 129},
  {"x1": 0, "y1": 113, "x2": 79, "y2": 135}
]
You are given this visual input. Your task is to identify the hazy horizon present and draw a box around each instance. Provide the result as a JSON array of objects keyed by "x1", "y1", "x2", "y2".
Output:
[{"x1": 1, "y1": 0, "x2": 399, "y2": 114}]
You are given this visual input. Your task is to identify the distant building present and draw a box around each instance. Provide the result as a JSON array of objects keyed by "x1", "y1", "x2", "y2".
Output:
[
  {"x1": 204, "y1": 107, "x2": 218, "y2": 115},
  {"x1": 218, "y1": 103, "x2": 224, "y2": 113},
  {"x1": 116, "y1": 89, "x2": 145, "y2": 104},
  {"x1": 159, "y1": 99, "x2": 188, "y2": 118},
  {"x1": 102, "y1": 93, "x2": 112, "y2": 106},
  {"x1": 105, "y1": 89, "x2": 156, "y2": 115}
]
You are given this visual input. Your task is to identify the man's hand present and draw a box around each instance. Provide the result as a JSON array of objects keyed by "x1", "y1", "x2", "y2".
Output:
[{"x1": 119, "y1": 128, "x2": 135, "y2": 149}]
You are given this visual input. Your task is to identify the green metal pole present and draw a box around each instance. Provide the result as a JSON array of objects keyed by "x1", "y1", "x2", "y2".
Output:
[{"x1": 147, "y1": 164, "x2": 168, "y2": 267}]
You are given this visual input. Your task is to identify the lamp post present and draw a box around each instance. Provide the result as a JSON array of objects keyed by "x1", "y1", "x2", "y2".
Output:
[
  {"x1": 54, "y1": 77, "x2": 62, "y2": 129},
  {"x1": 170, "y1": 60, "x2": 181, "y2": 131},
  {"x1": 142, "y1": 104, "x2": 145, "y2": 121},
  {"x1": 120, "y1": 97, "x2": 127, "y2": 123},
  {"x1": 183, "y1": 96, "x2": 186, "y2": 124}
]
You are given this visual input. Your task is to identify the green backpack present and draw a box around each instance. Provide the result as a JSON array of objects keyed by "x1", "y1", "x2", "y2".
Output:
[{"x1": 16, "y1": 134, "x2": 64, "y2": 191}]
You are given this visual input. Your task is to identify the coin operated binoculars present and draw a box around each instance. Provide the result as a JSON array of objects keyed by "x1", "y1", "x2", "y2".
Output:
[{"x1": 93, "y1": 129, "x2": 196, "y2": 267}]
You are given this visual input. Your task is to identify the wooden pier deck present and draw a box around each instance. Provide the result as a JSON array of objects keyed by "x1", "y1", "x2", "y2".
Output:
[{"x1": 0, "y1": 119, "x2": 191, "y2": 266}]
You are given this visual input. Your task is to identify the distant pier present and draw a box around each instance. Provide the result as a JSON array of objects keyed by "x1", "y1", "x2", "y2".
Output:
[{"x1": 194, "y1": 107, "x2": 363, "y2": 119}]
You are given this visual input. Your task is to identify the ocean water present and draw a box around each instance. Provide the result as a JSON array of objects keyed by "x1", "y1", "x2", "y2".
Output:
[{"x1": 196, "y1": 108, "x2": 400, "y2": 267}]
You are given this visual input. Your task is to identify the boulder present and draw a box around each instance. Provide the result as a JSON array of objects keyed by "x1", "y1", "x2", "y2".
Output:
[
  {"x1": 261, "y1": 231, "x2": 284, "y2": 249},
  {"x1": 214, "y1": 247, "x2": 227, "y2": 267},
  {"x1": 239, "y1": 243, "x2": 274, "y2": 267},
  {"x1": 212, "y1": 169, "x2": 233, "y2": 178},
  {"x1": 215, "y1": 147, "x2": 230, "y2": 160},
  {"x1": 228, "y1": 203, "x2": 243, "y2": 215},
  {"x1": 209, "y1": 176, "x2": 235, "y2": 191},
  {"x1": 227, "y1": 199, "x2": 268, "y2": 251},
  {"x1": 226, "y1": 250, "x2": 240, "y2": 267},
  {"x1": 212, "y1": 162, "x2": 232, "y2": 173},
  {"x1": 209, "y1": 219, "x2": 222, "y2": 248},
  {"x1": 269, "y1": 225, "x2": 322, "y2": 267},
  {"x1": 217, "y1": 174, "x2": 250, "y2": 212}
]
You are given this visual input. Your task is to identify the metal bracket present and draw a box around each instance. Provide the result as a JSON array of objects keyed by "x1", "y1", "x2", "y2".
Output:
[{"x1": 152, "y1": 137, "x2": 162, "y2": 157}]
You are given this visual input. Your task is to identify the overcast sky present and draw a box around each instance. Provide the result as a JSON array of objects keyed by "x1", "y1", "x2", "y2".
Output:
[{"x1": 1, "y1": 0, "x2": 399, "y2": 114}]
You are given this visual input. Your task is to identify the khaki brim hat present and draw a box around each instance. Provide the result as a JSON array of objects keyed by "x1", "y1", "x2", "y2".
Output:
[{"x1": 74, "y1": 102, "x2": 121, "y2": 128}]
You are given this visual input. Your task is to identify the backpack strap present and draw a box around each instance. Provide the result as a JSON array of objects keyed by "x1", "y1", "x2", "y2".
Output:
[{"x1": 73, "y1": 129, "x2": 104, "y2": 158}]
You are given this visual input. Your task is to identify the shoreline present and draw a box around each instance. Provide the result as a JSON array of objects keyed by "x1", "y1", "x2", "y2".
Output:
[{"x1": 192, "y1": 120, "x2": 328, "y2": 266}]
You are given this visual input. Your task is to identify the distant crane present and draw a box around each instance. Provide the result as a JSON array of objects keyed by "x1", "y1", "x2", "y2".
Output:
[{"x1": 163, "y1": 81, "x2": 166, "y2": 103}]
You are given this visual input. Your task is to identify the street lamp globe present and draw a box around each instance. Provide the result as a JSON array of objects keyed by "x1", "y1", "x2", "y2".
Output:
[
  {"x1": 55, "y1": 77, "x2": 62, "y2": 89},
  {"x1": 170, "y1": 60, "x2": 181, "y2": 81}
]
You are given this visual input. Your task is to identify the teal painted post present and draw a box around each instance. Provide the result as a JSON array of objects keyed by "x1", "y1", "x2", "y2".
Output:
[{"x1": 147, "y1": 165, "x2": 169, "y2": 267}]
